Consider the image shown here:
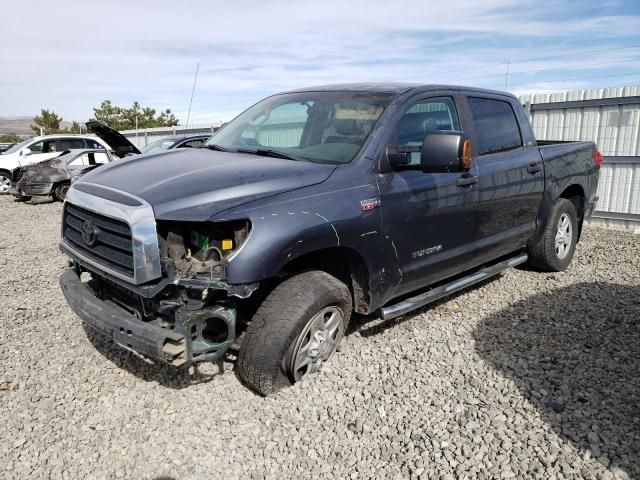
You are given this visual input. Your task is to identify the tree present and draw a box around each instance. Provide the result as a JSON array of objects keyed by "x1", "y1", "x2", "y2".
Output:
[
  {"x1": 31, "y1": 109, "x2": 63, "y2": 135},
  {"x1": 90, "y1": 100, "x2": 179, "y2": 130},
  {"x1": 0, "y1": 133, "x2": 20, "y2": 143}
]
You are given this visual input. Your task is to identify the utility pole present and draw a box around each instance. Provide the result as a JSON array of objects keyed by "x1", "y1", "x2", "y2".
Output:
[
  {"x1": 185, "y1": 62, "x2": 200, "y2": 129},
  {"x1": 505, "y1": 59, "x2": 511, "y2": 91}
]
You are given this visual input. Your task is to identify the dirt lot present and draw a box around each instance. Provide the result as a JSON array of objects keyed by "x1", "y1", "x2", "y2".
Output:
[{"x1": 1, "y1": 195, "x2": 638, "y2": 479}]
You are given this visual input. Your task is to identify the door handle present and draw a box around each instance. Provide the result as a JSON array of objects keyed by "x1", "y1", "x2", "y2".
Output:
[
  {"x1": 457, "y1": 175, "x2": 478, "y2": 187},
  {"x1": 527, "y1": 162, "x2": 542, "y2": 174}
]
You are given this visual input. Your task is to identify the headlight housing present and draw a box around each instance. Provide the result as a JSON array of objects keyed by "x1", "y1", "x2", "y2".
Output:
[{"x1": 156, "y1": 220, "x2": 251, "y2": 278}]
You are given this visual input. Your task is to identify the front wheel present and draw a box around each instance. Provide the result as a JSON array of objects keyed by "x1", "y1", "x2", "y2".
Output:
[
  {"x1": 54, "y1": 183, "x2": 70, "y2": 202},
  {"x1": 238, "y1": 270, "x2": 352, "y2": 396},
  {"x1": 0, "y1": 170, "x2": 11, "y2": 195},
  {"x1": 527, "y1": 198, "x2": 578, "y2": 271}
]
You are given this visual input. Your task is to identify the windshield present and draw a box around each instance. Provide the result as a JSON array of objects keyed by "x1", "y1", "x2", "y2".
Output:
[
  {"x1": 4, "y1": 138, "x2": 33, "y2": 154},
  {"x1": 206, "y1": 91, "x2": 392, "y2": 163},
  {"x1": 141, "y1": 138, "x2": 176, "y2": 154}
]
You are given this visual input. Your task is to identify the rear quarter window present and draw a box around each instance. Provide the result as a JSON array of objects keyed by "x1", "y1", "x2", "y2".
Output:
[{"x1": 468, "y1": 97, "x2": 522, "y2": 155}]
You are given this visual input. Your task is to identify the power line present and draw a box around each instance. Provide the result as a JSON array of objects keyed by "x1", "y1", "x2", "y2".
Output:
[
  {"x1": 450, "y1": 56, "x2": 640, "y2": 82},
  {"x1": 506, "y1": 71, "x2": 640, "y2": 88},
  {"x1": 433, "y1": 44, "x2": 640, "y2": 78}
]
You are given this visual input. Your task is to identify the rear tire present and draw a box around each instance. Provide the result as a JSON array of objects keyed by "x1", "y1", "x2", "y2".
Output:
[
  {"x1": 527, "y1": 198, "x2": 578, "y2": 272},
  {"x1": 238, "y1": 270, "x2": 352, "y2": 396},
  {"x1": 54, "y1": 183, "x2": 70, "y2": 202}
]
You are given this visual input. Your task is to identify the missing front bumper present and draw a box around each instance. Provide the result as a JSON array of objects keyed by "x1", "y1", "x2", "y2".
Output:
[{"x1": 59, "y1": 269, "x2": 235, "y2": 366}]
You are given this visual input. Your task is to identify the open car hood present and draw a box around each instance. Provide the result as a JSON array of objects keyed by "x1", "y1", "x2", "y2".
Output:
[{"x1": 85, "y1": 121, "x2": 140, "y2": 157}]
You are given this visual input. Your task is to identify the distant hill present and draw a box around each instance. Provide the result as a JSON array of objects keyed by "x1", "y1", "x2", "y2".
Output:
[{"x1": 0, "y1": 116, "x2": 73, "y2": 136}]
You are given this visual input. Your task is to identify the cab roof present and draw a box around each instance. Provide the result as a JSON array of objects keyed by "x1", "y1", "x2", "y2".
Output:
[{"x1": 283, "y1": 83, "x2": 517, "y2": 99}]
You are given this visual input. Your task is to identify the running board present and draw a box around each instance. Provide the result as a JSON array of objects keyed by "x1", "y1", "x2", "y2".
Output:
[{"x1": 380, "y1": 253, "x2": 528, "y2": 320}]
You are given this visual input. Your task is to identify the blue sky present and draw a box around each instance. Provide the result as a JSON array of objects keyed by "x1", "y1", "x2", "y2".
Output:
[{"x1": 1, "y1": 0, "x2": 639, "y2": 124}]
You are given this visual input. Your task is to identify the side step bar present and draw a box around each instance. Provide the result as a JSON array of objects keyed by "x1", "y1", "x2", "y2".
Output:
[{"x1": 380, "y1": 252, "x2": 528, "y2": 320}]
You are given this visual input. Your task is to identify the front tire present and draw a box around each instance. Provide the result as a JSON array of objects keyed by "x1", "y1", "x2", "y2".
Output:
[
  {"x1": 54, "y1": 183, "x2": 70, "y2": 202},
  {"x1": 527, "y1": 198, "x2": 578, "y2": 272},
  {"x1": 238, "y1": 270, "x2": 352, "y2": 396},
  {"x1": 0, "y1": 170, "x2": 11, "y2": 195}
]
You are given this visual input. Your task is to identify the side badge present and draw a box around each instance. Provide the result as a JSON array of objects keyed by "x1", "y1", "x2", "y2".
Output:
[{"x1": 360, "y1": 198, "x2": 381, "y2": 211}]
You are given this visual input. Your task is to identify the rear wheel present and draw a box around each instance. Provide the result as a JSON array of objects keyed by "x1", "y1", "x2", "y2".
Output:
[
  {"x1": 238, "y1": 270, "x2": 352, "y2": 396},
  {"x1": 0, "y1": 170, "x2": 11, "y2": 194},
  {"x1": 54, "y1": 183, "x2": 70, "y2": 202},
  {"x1": 527, "y1": 198, "x2": 578, "y2": 271}
]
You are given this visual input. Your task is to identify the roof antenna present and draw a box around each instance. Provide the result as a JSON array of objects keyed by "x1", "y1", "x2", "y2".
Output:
[{"x1": 185, "y1": 62, "x2": 200, "y2": 129}]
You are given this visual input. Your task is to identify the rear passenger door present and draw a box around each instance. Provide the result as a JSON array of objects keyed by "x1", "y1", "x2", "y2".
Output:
[{"x1": 467, "y1": 95, "x2": 543, "y2": 259}]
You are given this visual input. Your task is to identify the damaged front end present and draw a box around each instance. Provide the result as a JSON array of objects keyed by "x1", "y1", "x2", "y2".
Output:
[{"x1": 60, "y1": 191, "x2": 256, "y2": 366}]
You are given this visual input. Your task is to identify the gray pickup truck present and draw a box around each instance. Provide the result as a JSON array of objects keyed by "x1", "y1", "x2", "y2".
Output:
[{"x1": 59, "y1": 84, "x2": 600, "y2": 395}]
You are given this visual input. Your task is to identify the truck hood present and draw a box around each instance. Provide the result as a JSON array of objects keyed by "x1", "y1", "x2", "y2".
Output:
[{"x1": 76, "y1": 148, "x2": 337, "y2": 221}]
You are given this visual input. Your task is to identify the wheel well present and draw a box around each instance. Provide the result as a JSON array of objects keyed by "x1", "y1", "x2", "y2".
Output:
[
  {"x1": 559, "y1": 184, "x2": 585, "y2": 240},
  {"x1": 0, "y1": 169, "x2": 11, "y2": 178},
  {"x1": 279, "y1": 247, "x2": 371, "y2": 314}
]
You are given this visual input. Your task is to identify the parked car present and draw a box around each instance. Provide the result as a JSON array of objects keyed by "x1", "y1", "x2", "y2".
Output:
[
  {"x1": 0, "y1": 142, "x2": 16, "y2": 154},
  {"x1": 139, "y1": 134, "x2": 211, "y2": 155},
  {"x1": 10, "y1": 149, "x2": 116, "y2": 202},
  {"x1": 0, "y1": 134, "x2": 110, "y2": 194},
  {"x1": 59, "y1": 84, "x2": 601, "y2": 396}
]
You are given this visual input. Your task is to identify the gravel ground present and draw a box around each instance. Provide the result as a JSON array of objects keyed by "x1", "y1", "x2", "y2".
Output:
[{"x1": 1, "y1": 195, "x2": 639, "y2": 480}]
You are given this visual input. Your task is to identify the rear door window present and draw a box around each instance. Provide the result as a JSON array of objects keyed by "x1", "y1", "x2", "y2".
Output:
[
  {"x1": 179, "y1": 139, "x2": 206, "y2": 148},
  {"x1": 58, "y1": 138, "x2": 87, "y2": 150},
  {"x1": 467, "y1": 97, "x2": 522, "y2": 155}
]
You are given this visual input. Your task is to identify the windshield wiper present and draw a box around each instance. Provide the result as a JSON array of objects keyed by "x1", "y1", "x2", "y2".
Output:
[
  {"x1": 203, "y1": 144, "x2": 229, "y2": 152},
  {"x1": 236, "y1": 148, "x2": 301, "y2": 161}
]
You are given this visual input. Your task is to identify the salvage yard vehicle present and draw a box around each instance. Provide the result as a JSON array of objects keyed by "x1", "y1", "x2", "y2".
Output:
[
  {"x1": 10, "y1": 149, "x2": 116, "y2": 202},
  {"x1": 139, "y1": 134, "x2": 211, "y2": 155},
  {"x1": 0, "y1": 134, "x2": 110, "y2": 194},
  {"x1": 59, "y1": 84, "x2": 601, "y2": 396}
]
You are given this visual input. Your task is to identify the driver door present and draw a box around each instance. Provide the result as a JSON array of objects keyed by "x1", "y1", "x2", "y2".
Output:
[{"x1": 377, "y1": 95, "x2": 479, "y2": 298}]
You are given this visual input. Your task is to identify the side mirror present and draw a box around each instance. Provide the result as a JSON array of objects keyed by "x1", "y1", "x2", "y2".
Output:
[
  {"x1": 420, "y1": 131, "x2": 471, "y2": 173},
  {"x1": 21, "y1": 148, "x2": 32, "y2": 156}
]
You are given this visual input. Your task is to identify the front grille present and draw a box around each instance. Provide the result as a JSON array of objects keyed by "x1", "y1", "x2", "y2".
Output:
[{"x1": 63, "y1": 203, "x2": 134, "y2": 276}]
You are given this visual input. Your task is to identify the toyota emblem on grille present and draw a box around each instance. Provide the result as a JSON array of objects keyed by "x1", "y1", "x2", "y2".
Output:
[{"x1": 82, "y1": 220, "x2": 99, "y2": 247}]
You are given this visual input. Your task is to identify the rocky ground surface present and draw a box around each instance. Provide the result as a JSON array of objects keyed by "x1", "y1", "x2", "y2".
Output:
[{"x1": 0, "y1": 195, "x2": 638, "y2": 480}]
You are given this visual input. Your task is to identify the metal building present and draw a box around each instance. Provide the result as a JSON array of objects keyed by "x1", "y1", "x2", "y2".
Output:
[{"x1": 518, "y1": 85, "x2": 640, "y2": 231}]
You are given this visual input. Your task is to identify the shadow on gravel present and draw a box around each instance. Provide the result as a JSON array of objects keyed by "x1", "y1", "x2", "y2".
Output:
[
  {"x1": 84, "y1": 326, "x2": 227, "y2": 390},
  {"x1": 474, "y1": 282, "x2": 640, "y2": 477}
]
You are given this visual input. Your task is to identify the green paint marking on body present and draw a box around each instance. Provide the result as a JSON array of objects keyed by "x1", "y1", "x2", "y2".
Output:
[
  {"x1": 396, "y1": 268, "x2": 403, "y2": 288},
  {"x1": 314, "y1": 212, "x2": 329, "y2": 223},
  {"x1": 330, "y1": 224, "x2": 340, "y2": 246},
  {"x1": 287, "y1": 212, "x2": 295, "y2": 215},
  {"x1": 271, "y1": 213, "x2": 279, "y2": 217},
  {"x1": 313, "y1": 212, "x2": 340, "y2": 246},
  {"x1": 361, "y1": 230, "x2": 378, "y2": 237},
  {"x1": 390, "y1": 239, "x2": 399, "y2": 259}
]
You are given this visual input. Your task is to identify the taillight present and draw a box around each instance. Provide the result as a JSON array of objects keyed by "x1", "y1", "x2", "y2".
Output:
[{"x1": 594, "y1": 150, "x2": 603, "y2": 169}]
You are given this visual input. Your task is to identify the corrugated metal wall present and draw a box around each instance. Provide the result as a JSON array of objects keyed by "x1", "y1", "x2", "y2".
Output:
[{"x1": 518, "y1": 85, "x2": 640, "y2": 232}]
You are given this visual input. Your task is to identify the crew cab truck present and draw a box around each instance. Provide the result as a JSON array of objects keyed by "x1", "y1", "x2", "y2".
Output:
[{"x1": 59, "y1": 84, "x2": 600, "y2": 396}]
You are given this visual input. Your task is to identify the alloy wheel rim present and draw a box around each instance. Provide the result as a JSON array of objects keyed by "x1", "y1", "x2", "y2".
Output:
[
  {"x1": 555, "y1": 213, "x2": 572, "y2": 259},
  {"x1": 0, "y1": 175, "x2": 10, "y2": 193},
  {"x1": 288, "y1": 306, "x2": 344, "y2": 381}
]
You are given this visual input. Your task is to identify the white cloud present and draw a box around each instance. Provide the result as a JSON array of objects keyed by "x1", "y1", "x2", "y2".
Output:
[{"x1": 0, "y1": 0, "x2": 638, "y2": 122}]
